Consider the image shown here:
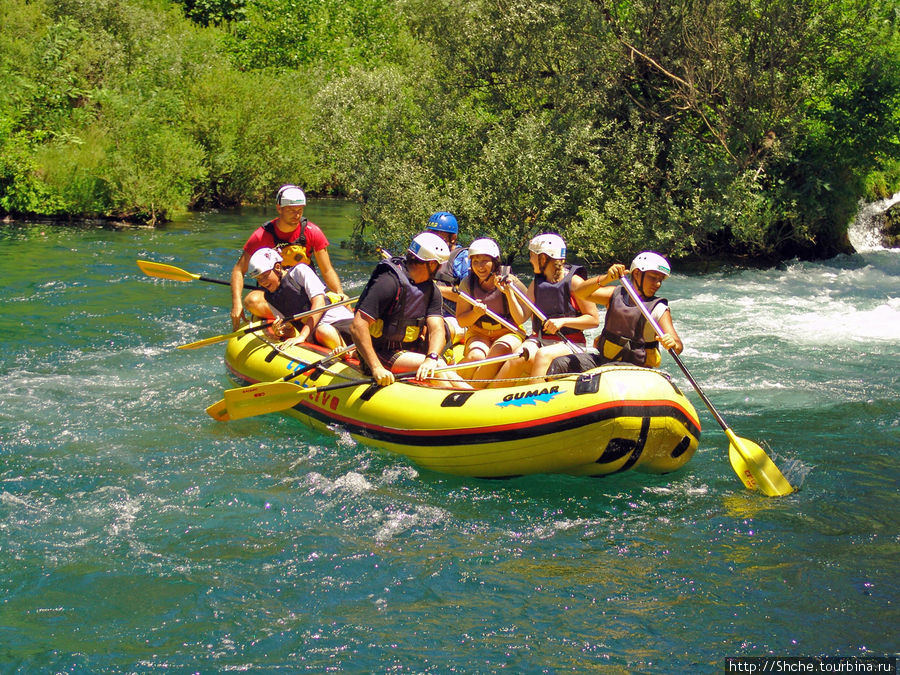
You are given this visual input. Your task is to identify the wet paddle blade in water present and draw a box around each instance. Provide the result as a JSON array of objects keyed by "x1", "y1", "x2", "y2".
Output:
[
  {"x1": 205, "y1": 398, "x2": 230, "y2": 422},
  {"x1": 728, "y1": 444, "x2": 757, "y2": 491},
  {"x1": 726, "y1": 430, "x2": 795, "y2": 497}
]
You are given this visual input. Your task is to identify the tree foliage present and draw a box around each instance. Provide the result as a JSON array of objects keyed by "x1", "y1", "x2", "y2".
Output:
[{"x1": 1, "y1": 0, "x2": 897, "y2": 262}]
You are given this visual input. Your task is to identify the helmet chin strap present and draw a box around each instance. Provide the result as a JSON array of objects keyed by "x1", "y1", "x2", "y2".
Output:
[
  {"x1": 633, "y1": 270, "x2": 651, "y2": 299},
  {"x1": 538, "y1": 254, "x2": 552, "y2": 277}
]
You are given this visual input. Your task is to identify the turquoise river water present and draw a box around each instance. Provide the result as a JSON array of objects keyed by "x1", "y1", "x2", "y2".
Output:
[{"x1": 1, "y1": 202, "x2": 897, "y2": 672}]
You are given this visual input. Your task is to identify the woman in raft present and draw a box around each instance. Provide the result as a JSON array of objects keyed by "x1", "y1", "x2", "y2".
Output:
[
  {"x1": 492, "y1": 233, "x2": 599, "y2": 384},
  {"x1": 453, "y1": 238, "x2": 529, "y2": 387}
]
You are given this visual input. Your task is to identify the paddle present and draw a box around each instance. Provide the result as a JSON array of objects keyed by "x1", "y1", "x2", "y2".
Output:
[
  {"x1": 506, "y1": 282, "x2": 586, "y2": 354},
  {"x1": 177, "y1": 296, "x2": 358, "y2": 350},
  {"x1": 213, "y1": 351, "x2": 522, "y2": 422},
  {"x1": 205, "y1": 344, "x2": 356, "y2": 422},
  {"x1": 453, "y1": 286, "x2": 527, "y2": 339},
  {"x1": 619, "y1": 276, "x2": 794, "y2": 497},
  {"x1": 136, "y1": 259, "x2": 252, "y2": 288}
]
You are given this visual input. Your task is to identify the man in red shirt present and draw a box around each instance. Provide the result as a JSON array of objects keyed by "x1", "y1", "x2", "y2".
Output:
[{"x1": 230, "y1": 185, "x2": 345, "y2": 329}]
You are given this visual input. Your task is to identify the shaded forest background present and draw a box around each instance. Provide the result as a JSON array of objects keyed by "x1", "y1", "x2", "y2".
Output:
[{"x1": 1, "y1": 0, "x2": 898, "y2": 263}]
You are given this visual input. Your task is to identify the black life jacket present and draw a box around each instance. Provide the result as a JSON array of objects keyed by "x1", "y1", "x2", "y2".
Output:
[
  {"x1": 263, "y1": 218, "x2": 310, "y2": 267},
  {"x1": 264, "y1": 267, "x2": 313, "y2": 318},
  {"x1": 533, "y1": 265, "x2": 587, "y2": 342},
  {"x1": 461, "y1": 270, "x2": 511, "y2": 332},
  {"x1": 363, "y1": 257, "x2": 433, "y2": 349},
  {"x1": 433, "y1": 246, "x2": 467, "y2": 285},
  {"x1": 434, "y1": 245, "x2": 468, "y2": 315},
  {"x1": 597, "y1": 286, "x2": 667, "y2": 366}
]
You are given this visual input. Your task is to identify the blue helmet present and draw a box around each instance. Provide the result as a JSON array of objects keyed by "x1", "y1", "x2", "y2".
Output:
[{"x1": 427, "y1": 211, "x2": 459, "y2": 234}]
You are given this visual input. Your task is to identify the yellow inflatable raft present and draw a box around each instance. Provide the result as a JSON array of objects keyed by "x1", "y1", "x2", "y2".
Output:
[{"x1": 223, "y1": 331, "x2": 702, "y2": 479}]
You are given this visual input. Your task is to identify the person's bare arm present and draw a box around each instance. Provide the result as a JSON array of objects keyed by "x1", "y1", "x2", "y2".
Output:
[
  {"x1": 312, "y1": 248, "x2": 344, "y2": 297},
  {"x1": 230, "y1": 251, "x2": 251, "y2": 330},
  {"x1": 656, "y1": 309, "x2": 683, "y2": 354},
  {"x1": 350, "y1": 312, "x2": 393, "y2": 386}
]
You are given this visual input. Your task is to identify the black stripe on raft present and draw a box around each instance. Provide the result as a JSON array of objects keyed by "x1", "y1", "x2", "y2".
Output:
[{"x1": 294, "y1": 398, "x2": 699, "y2": 448}]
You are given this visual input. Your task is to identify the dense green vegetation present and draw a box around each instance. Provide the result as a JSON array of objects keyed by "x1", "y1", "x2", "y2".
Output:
[{"x1": 1, "y1": 0, "x2": 898, "y2": 261}]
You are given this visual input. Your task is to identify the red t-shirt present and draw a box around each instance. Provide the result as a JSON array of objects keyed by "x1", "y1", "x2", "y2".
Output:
[{"x1": 242, "y1": 219, "x2": 329, "y2": 258}]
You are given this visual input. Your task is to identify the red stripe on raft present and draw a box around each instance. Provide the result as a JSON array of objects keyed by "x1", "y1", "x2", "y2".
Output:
[{"x1": 294, "y1": 395, "x2": 701, "y2": 438}]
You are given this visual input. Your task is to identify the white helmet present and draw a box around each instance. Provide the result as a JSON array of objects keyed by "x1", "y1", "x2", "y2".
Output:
[
  {"x1": 528, "y1": 233, "x2": 566, "y2": 259},
  {"x1": 408, "y1": 232, "x2": 450, "y2": 263},
  {"x1": 630, "y1": 251, "x2": 671, "y2": 277},
  {"x1": 468, "y1": 237, "x2": 501, "y2": 259},
  {"x1": 276, "y1": 185, "x2": 306, "y2": 207},
  {"x1": 247, "y1": 247, "x2": 283, "y2": 277}
]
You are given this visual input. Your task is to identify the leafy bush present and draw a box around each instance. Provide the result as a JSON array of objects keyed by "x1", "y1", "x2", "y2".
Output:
[{"x1": 1, "y1": 0, "x2": 896, "y2": 264}]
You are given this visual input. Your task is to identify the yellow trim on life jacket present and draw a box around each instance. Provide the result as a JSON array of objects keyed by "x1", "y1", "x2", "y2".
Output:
[
  {"x1": 368, "y1": 319, "x2": 421, "y2": 343},
  {"x1": 599, "y1": 338, "x2": 661, "y2": 368}
]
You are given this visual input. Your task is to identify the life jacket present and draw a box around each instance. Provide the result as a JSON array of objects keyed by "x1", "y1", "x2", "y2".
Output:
[
  {"x1": 364, "y1": 257, "x2": 433, "y2": 349},
  {"x1": 434, "y1": 246, "x2": 469, "y2": 316},
  {"x1": 461, "y1": 271, "x2": 512, "y2": 333},
  {"x1": 533, "y1": 265, "x2": 587, "y2": 343},
  {"x1": 263, "y1": 267, "x2": 313, "y2": 318},
  {"x1": 434, "y1": 246, "x2": 468, "y2": 285},
  {"x1": 596, "y1": 286, "x2": 668, "y2": 367},
  {"x1": 263, "y1": 218, "x2": 310, "y2": 266}
]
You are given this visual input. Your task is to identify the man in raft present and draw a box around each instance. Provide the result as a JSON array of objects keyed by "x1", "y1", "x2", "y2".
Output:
[
  {"x1": 244, "y1": 247, "x2": 354, "y2": 349},
  {"x1": 350, "y1": 232, "x2": 473, "y2": 390},
  {"x1": 426, "y1": 211, "x2": 470, "y2": 340},
  {"x1": 230, "y1": 185, "x2": 345, "y2": 330}
]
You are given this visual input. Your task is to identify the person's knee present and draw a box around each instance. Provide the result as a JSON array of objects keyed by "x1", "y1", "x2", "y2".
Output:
[{"x1": 244, "y1": 290, "x2": 270, "y2": 317}]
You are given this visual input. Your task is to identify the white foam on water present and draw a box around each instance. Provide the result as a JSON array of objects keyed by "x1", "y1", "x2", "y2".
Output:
[
  {"x1": 679, "y1": 257, "x2": 900, "y2": 352},
  {"x1": 373, "y1": 503, "x2": 449, "y2": 543},
  {"x1": 301, "y1": 471, "x2": 373, "y2": 496}
]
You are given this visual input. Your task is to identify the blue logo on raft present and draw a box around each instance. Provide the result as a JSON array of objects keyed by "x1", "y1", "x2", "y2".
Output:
[{"x1": 497, "y1": 385, "x2": 562, "y2": 407}]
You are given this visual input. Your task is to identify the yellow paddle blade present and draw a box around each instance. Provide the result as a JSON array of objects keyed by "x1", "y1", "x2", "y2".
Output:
[
  {"x1": 726, "y1": 429, "x2": 794, "y2": 497},
  {"x1": 206, "y1": 398, "x2": 230, "y2": 422},
  {"x1": 223, "y1": 381, "x2": 306, "y2": 421},
  {"x1": 137, "y1": 260, "x2": 200, "y2": 282},
  {"x1": 179, "y1": 329, "x2": 247, "y2": 350},
  {"x1": 728, "y1": 444, "x2": 758, "y2": 491}
]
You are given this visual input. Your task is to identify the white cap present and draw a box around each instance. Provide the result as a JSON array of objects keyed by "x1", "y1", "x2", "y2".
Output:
[
  {"x1": 408, "y1": 232, "x2": 450, "y2": 263},
  {"x1": 468, "y1": 238, "x2": 501, "y2": 259},
  {"x1": 631, "y1": 251, "x2": 671, "y2": 277},
  {"x1": 276, "y1": 185, "x2": 306, "y2": 207},
  {"x1": 528, "y1": 233, "x2": 566, "y2": 259},
  {"x1": 247, "y1": 247, "x2": 283, "y2": 278}
]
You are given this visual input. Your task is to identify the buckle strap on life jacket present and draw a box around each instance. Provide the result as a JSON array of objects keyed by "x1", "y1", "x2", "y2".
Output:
[{"x1": 598, "y1": 329, "x2": 657, "y2": 363}]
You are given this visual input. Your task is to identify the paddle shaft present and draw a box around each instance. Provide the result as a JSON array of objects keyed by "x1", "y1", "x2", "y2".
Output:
[
  {"x1": 453, "y1": 287, "x2": 526, "y2": 338},
  {"x1": 178, "y1": 296, "x2": 359, "y2": 350},
  {"x1": 283, "y1": 344, "x2": 355, "y2": 383},
  {"x1": 259, "y1": 350, "x2": 523, "y2": 398},
  {"x1": 320, "y1": 350, "x2": 521, "y2": 387},
  {"x1": 507, "y1": 283, "x2": 585, "y2": 354}
]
